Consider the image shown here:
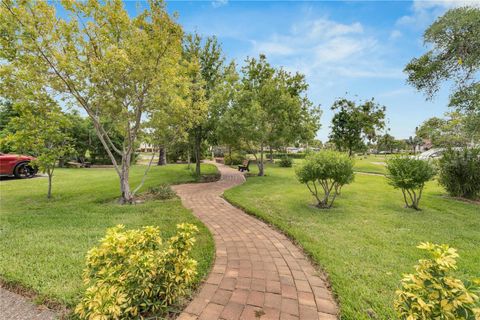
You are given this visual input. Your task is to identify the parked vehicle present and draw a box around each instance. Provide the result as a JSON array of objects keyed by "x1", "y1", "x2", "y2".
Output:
[{"x1": 0, "y1": 153, "x2": 37, "y2": 178}]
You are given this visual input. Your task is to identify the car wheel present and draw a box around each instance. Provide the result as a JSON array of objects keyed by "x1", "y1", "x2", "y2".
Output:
[{"x1": 14, "y1": 163, "x2": 37, "y2": 178}]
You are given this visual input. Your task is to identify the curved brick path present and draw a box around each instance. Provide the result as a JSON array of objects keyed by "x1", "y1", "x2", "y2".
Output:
[{"x1": 173, "y1": 163, "x2": 338, "y2": 320}]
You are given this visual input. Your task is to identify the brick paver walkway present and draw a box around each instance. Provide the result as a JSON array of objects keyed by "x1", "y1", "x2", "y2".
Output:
[{"x1": 173, "y1": 163, "x2": 338, "y2": 320}]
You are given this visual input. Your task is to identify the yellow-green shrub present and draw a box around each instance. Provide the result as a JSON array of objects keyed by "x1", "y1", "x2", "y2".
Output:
[
  {"x1": 394, "y1": 242, "x2": 480, "y2": 320},
  {"x1": 75, "y1": 223, "x2": 198, "y2": 319}
]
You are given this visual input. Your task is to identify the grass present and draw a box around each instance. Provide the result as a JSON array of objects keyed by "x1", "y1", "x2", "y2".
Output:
[
  {"x1": 224, "y1": 162, "x2": 480, "y2": 320},
  {"x1": 0, "y1": 164, "x2": 217, "y2": 309},
  {"x1": 352, "y1": 154, "x2": 389, "y2": 174}
]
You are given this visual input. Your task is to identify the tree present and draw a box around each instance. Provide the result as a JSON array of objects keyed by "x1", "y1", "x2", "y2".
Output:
[
  {"x1": 5, "y1": 92, "x2": 72, "y2": 198},
  {"x1": 417, "y1": 112, "x2": 472, "y2": 147},
  {"x1": 329, "y1": 98, "x2": 386, "y2": 156},
  {"x1": 0, "y1": 99, "x2": 18, "y2": 153},
  {"x1": 183, "y1": 33, "x2": 225, "y2": 176},
  {"x1": 406, "y1": 133, "x2": 423, "y2": 154},
  {"x1": 377, "y1": 133, "x2": 396, "y2": 153},
  {"x1": 1, "y1": 0, "x2": 183, "y2": 203},
  {"x1": 233, "y1": 55, "x2": 320, "y2": 176},
  {"x1": 295, "y1": 151, "x2": 354, "y2": 209},
  {"x1": 404, "y1": 7, "x2": 480, "y2": 113},
  {"x1": 386, "y1": 157, "x2": 436, "y2": 210}
]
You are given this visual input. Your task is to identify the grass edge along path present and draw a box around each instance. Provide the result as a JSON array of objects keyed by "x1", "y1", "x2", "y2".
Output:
[
  {"x1": 0, "y1": 164, "x2": 217, "y2": 316},
  {"x1": 223, "y1": 164, "x2": 480, "y2": 319}
]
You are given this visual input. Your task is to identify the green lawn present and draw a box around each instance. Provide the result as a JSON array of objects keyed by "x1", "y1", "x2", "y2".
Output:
[
  {"x1": 0, "y1": 164, "x2": 217, "y2": 309},
  {"x1": 224, "y1": 163, "x2": 480, "y2": 320},
  {"x1": 352, "y1": 154, "x2": 389, "y2": 174}
]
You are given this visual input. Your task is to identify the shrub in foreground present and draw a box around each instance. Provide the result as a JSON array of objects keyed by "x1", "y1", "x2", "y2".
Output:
[
  {"x1": 278, "y1": 156, "x2": 293, "y2": 167},
  {"x1": 395, "y1": 242, "x2": 480, "y2": 320},
  {"x1": 386, "y1": 157, "x2": 436, "y2": 210},
  {"x1": 296, "y1": 151, "x2": 354, "y2": 209},
  {"x1": 75, "y1": 224, "x2": 198, "y2": 319},
  {"x1": 438, "y1": 148, "x2": 480, "y2": 199}
]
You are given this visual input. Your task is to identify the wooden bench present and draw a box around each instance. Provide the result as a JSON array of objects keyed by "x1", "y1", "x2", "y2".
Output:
[{"x1": 238, "y1": 159, "x2": 250, "y2": 172}]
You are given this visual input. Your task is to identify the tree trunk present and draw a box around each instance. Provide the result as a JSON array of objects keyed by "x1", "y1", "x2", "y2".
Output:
[
  {"x1": 187, "y1": 149, "x2": 191, "y2": 169},
  {"x1": 258, "y1": 144, "x2": 265, "y2": 176},
  {"x1": 228, "y1": 145, "x2": 232, "y2": 159},
  {"x1": 194, "y1": 132, "x2": 201, "y2": 176},
  {"x1": 118, "y1": 153, "x2": 133, "y2": 204},
  {"x1": 47, "y1": 171, "x2": 52, "y2": 199},
  {"x1": 269, "y1": 146, "x2": 273, "y2": 162},
  {"x1": 157, "y1": 146, "x2": 167, "y2": 166}
]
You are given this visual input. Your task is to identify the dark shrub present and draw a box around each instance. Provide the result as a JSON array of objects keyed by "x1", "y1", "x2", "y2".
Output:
[
  {"x1": 278, "y1": 156, "x2": 293, "y2": 167},
  {"x1": 224, "y1": 152, "x2": 246, "y2": 165},
  {"x1": 438, "y1": 148, "x2": 480, "y2": 199}
]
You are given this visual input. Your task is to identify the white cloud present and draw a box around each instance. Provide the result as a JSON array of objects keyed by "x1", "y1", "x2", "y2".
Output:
[
  {"x1": 389, "y1": 30, "x2": 402, "y2": 40},
  {"x1": 251, "y1": 17, "x2": 401, "y2": 80},
  {"x1": 212, "y1": 0, "x2": 228, "y2": 8},
  {"x1": 397, "y1": 0, "x2": 480, "y2": 28}
]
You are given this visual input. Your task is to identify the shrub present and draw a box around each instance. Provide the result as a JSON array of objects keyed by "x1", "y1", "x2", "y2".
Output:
[
  {"x1": 386, "y1": 157, "x2": 436, "y2": 210},
  {"x1": 272, "y1": 152, "x2": 306, "y2": 159},
  {"x1": 278, "y1": 156, "x2": 293, "y2": 167},
  {"x1": 296, "y1": 151, "x2": 354, "y2": 209},
  {"x1": 148, "y1": 184, "x2": 176, "y2": 200},
  {"x1": 75, "y1": 224, "x2": 198, "y2": 319},
  {"x1": 394, "y1": 242, "x2": 480, "y2": 320},
  {"x1": 224, "y1": 152, "x2": 246, "y2": 165},
  {"x1": 438, "y1": 148, "x2": 480, "y2": 199}
]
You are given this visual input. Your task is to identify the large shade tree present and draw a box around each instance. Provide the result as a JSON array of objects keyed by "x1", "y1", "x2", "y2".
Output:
[
  {"x1": 0, "y1": 0, "x2": 183, "y2": 203},
  {"x1": 183, "y1": 33, "x2": 225, "y2": 176},
  {"x1": 230, "y1": 55, "x2": 321, "y2": 176},
  {"x1": 405, "y1": 7, "x2": 480, "y2": 124},
  {"x1": 329, "y1": 98, "x2": 386, "y2": 156}
]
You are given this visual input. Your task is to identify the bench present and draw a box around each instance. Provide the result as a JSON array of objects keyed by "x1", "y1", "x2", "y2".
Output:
[
  {"x1": 67, "y1": 161, "x2": 91, "y2": 168},
  {"x1": 238, "y1": 159, "x2": 250, "y2": 172}
]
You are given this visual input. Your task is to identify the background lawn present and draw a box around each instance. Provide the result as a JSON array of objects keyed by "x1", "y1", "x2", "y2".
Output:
[
  {"x1": 224, "y1": 163, "x2": 480, "y2": 320},
  {"x1": 0, "y1": 164, "x2": 216, "y2": 309}
]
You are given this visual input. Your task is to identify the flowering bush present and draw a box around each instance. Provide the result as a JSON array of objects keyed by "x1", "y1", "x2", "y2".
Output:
[
  {"x1": 75, "y1": 223, "x2": 198, "y2": 319},
  {"x1": 395, "y1": 242, "x2": 480, "y2": 320}
]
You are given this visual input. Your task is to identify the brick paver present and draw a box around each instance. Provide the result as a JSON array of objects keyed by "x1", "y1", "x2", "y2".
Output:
[{"x1": 173, "y1": 163, "x2": 339, "y2": 320}]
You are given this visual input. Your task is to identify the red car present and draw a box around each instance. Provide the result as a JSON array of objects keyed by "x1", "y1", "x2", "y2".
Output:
[{"x1": 0, "y1": 153, "x2": 38, "y2": 178}]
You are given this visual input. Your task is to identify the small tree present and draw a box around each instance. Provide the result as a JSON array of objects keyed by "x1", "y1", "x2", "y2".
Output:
[
  {"x1": 5, "y1": 94, "x2": 72, "y2": 198},
  {"x1": 438, "y1": 147, "x2": 480, "y2": 199},
  {"x1": 386, "y1": 157, "x2": 436, "y2": 210},
  {"x1": 395, "y1": 242, "x2": 480, "y2": 320},
  {"x1": 296, "y1": 151, "x2": 354, "y2": 209}
]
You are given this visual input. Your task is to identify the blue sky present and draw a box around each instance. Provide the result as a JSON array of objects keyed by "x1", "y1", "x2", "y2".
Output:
[{"x1": 126, "y1": 0, "x2": 478, "y2": 141}]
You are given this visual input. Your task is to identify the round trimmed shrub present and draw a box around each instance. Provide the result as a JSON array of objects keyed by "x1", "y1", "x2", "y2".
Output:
[
  {"x1": 278, "y1": 156, "x2": 293, "y2": 167},
  {"x1": 386, "y1": 156, "x2": 436, "y2": 210},
  {"x1": 296, "y1": 151, "x2": 354, "y2": 209},
  {"x1": 438, "y1": 148, "x2": 480, "y2": 199}
]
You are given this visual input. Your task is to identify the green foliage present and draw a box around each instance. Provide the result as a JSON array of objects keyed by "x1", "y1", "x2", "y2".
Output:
[
  {"x1": 224, "y1": 152, "x2": 246, "y2": 165},
  {"x1": 296, "y1": 151, "x2": 354, "y2": 208},
  {"x1": 272, "y1": 152, "x2": 306, "y2": 159},
  {"x1": 386, "y1": 157, "x2": 436, "y2": 210},
  {"x1": 395, "y1": 242, "x2": 480, "y2": 320},
  {"x1": 1, "y1": 0, "x2": 184, "y2": 203},
  {"x1": 438, "y1": 148, "x2": 480, "y2": 199},
  {"x1": 226, "y1": 54, "x2": 321, "y2": 176},
  {"x1": 278, "y1": 156, "x2": 293, "y2": 167},
  {"x1": 404, "y1": 7, "x2": 480, "y2": 112},
  {"x1": 417, "y1": 112, "x2": 473, "y2": 148},
  {"x1": 329, "y1": 98, "x2": 386, "y2": 156},
  {"x1": 148, "y1": 184, "x2": 177, "y2": 200},
  {"x1": 75, "y1": 223, "x2": 199, "y2": 319}
]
